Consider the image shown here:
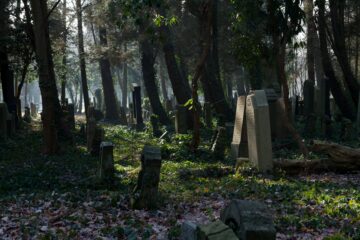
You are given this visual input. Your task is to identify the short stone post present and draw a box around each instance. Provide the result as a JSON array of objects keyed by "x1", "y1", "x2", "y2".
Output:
[
  {"x1": 220, "y1": 200, "x2": 276, "y2": 240},
  {"x1": 132, "y1": 146, "x2": 162, "y2": 209},
  {"x1": 0, "y1": 103, "x2": 8, "y2": 141},
  {"x1": 99, "y1": 142, "x2": 115, "y2": 183},
  {"x1": 246, "y1": 90, "x2": 273, "y2": 173},
  {"x1": 175, "y1": 105, "x2": 188, "y2": 134}
]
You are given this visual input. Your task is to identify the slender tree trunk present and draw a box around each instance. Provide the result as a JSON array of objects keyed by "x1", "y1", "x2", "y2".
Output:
[
  {"x1": 61, "y1": 0, "x2": 67, "y2": 105},
  {"x1": 139, "y1": 23, "x2": 170, "y2": 125},
  {"x1": 98, "y1": 27, "x2": 120, "y2": 121},
  {"x1": 122, "y1": 44, "x2": 128, "y2": 108},
  {"x1": 318, "y1": 0, "x2": 356, "y2": 120},
  {"x1": 159, "y1": 53, "x2": 169, "y2": 101},
  {"x1": 30, "y1": 0, "x2": 62, "y2": 154},
  {"x1": 76, "y1": 0, "x2": 90, "y2": 117}
]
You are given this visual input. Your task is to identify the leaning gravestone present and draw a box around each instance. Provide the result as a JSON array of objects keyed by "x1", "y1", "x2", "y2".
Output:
[
  {"x1": 231, "y1": 96, "x2": 248, "y2": 160},
  {"x1": 175, "y1": 105, "x2": 188, "y2": 134},
  {"x1": 132, "y1": 146, "x2": 162, "y2": 209},
  {"x1": 220, "y1": 200, "x2": 276, "y2": 240},
  {"x1": 0, "y1": 103, "x2": 8, "y2": 140},
  {"x1": 246, "y1": 90, "x2": 273, "y2": 173},
  {"x1": 198, "y1": 220, "x2": 238, "y2": 240},
  {"x1": 99, "y1": 142, "x2": 115, "y2": 183}
]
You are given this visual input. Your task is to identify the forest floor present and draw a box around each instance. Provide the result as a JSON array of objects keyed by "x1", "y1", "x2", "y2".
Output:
[{"x1": 0, "y1": 117, "x2": 359, "y2": 240}]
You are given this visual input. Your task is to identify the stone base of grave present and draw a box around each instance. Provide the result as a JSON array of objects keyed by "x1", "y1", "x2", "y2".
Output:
[{"x1": 220, "y1": 200, "x2": 276, "y2": 240}]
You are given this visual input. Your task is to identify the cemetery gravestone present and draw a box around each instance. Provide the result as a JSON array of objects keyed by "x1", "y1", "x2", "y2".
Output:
[
  {"x1": 246, "y1": 90, "x2": 273, "y2": 173},
  {"x1": 181, "y1": 221, "x2": 198, "y2": 240},
  {"x1": 0, "y1": 103, "x2": 8, "y2": 140},
  {"x1": 99, "y1": 142, "x2": 115, "y2": 183},
  {"x1": 175, "y1": 105, "x2": 188, "y2": 134},
  {"x1": 220, "y1": 200, "x2": 276, "y2": 240},
  {"x1": 197, "y1": 221, "x2": 238, "y2": 240},
  {"x1": 132, "y1": 84, "x2": 144, "y2": 129},
  {"x1": 132, "y1": 146, "x2": 162, "y2": 209},
  {"x1": 231, "y1": 96, "x2": 248, "y2": 160}
]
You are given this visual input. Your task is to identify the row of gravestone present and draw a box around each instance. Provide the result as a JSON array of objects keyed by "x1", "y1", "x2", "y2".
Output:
[
  {"x1": 181, "y1": 199, "x2": 276, "y2": 240},
  {"x1": 231, "y1": 89, "x2": 291, "y2": 173}
]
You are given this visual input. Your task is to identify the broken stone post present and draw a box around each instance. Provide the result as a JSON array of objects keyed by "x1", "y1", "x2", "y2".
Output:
[
  {"x1": 132, "y1": 146, "x2": 162, "y2": 209},
  {"x1": 99, "y1": 142, "x2": 115, "y2": 183},
  {"x1": 0, "y1": 103, "x2": 8, "y2": 141},
  {"x1": 175, "y1": 105, "x2": 188, "y2": 134},
  {"x1": 246, "y1": 90, "x2": 273, "y2": 173},
  {"x1": 231, "y1": 96, "x2": 248, "y2": 160},
  {"x1": 132, "y1": 84, "x2": 144, "y2": 129},
  {"x1": 203, "y1": 102, "x2": 212, "y2": 128},
  {"x1": 220, "y1": 200, "x2": 276, "y2": 240},
  {"x1": 198, "y1": 221, "x2": 238, "y2": 240},
  {"x1": 211, "y1": 126, "x2": 227, "y2": 160}
]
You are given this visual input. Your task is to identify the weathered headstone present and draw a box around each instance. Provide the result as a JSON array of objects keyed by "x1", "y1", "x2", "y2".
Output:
[
  {"x1": 181, "y1": 221, "x2": 198, "y2": 240},
  {"x1": 132, "y1": 84, "x2": 144, "y2": 129},
  {"x1": 175, "y1": 105, "x2": 188, "y2": 134},
  {"x1": 220, "y1": 200, "x2": 276, "y2": 240},
  {"x1": 0, "y1": 103, "x2": 8, "y2": 140},
  {"x1": 150, "y1": 115, "x2": 162, "y2": 137},
  {"x1": 211, "y1": 127, "x2": 227, "y2": 160},
  {"x1": 198, "y1": 221, "x2": 238, "y2": 240},
  {"x1": 30, "y1": 103, "x2": 37, "y2": 117},
  {"x1": 203, "y1": 102, "x2": 212, "y2": 128},
  {"x1": 246, "y1": 90, "x2": 273, "y2": 173},
  {"x1": 231, "y1": 96, "x2": 248, "y2": 160},
  {"x1": 132, "y1": 146, "x2": 162, "y2": 209},
  {"x1": 99, "y1": 142, "x2": 115, "y2": 183},
  {"x1": 23, "y1": 107, "x2": 31, "y2": 123}
]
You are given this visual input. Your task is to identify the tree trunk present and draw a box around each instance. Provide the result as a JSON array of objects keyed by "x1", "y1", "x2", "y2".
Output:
[
  {"x1": 318, "y1": 0, "x2": 356, "y2": 120},
  {"x1": 76, "y1": 0, "x2": 90, "y2": 117},
  {"x1": 139, "y1": 23, "x2": 170, "y2": 125},
  {"x1": 122, "y1": 44, "x2": 128, "y2": 108},
  {"x1": 329, "y1": 0, "x2": 359, "y2": 106},
  {"x1": 61, "y1": 0, "x2": 67, "y2": 105},
  {"x1": 98, "y1": 27, "x2": 120, "y2": 122},
  {"x1": 30, "y1": 0, "x2": 61, "y2": 154}
]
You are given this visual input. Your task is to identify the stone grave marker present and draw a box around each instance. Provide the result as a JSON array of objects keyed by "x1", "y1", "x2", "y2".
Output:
[
  {"x1": 30, "y1": 103, "x2": 37, "y2": 117},
  {"x1": 132, "y1": 84, "x2": 144, "y2": 129},
  {"x1": 198, "y1": 220, "x2": 238, "y2": 240},
  {"x1": 94, "y1": 88, "x2": 103, "y2": 110},
  {"x1": 175, "y1": 105, "x2": 188, "y2": 134},
  {"x1": 132, "y1": 145, "x2": 162, "y2": 209},
  {"x1": 203, "y1": 102, "x2": 212, "y2": 128},
  {"x1": 220, "y1": 200, "x2": 276, "y2": 240},
  {"x1": 99, "y1": 141, "x2": 115, "y2": 183},
  {"x1": 211, "y1": 126, "x2": 227, "y2": 160},
  {"x1": 181, "y1": 221, "x2": 198, "y2": 240},
  {"x1": 246, "y1": 90, "x2": 273, "y2": 173},
  {"x1": 231, "y1": 96, "x2": 248, "y2": 160},
  {"x1": 0, "y1": 103, "x2": 8, "y2": 140},
  {"x1": 23, "y1": 107, "x2": 31, "y2": 123}
]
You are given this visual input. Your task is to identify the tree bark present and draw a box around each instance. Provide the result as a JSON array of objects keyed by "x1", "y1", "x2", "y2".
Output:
[
  {"x1": 318, "y1": 0, "x2": 356, "y2": 120},
  {"x1": 76, "y1": 0, "x2": 90, "y2": 118},
  {"x1": 139, "y1": 23, "x2": 170, "y2": 125},
  {"x1": 61, "y1": 0, "x2": 67, "y2": 105},
  {"x1": 30, "y1": 0, "x2": 61, "y2": 154},
  {"x1": 98, "y1": 27, "x2": 120, "y2": 122}
]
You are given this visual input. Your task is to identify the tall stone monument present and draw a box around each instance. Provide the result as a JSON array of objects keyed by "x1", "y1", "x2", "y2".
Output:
[{"x1": 246, "y1": 90, "x2": 273, "y2": 173}]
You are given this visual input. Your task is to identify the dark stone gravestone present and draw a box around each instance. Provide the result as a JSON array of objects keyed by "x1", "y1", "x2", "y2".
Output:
[
  {"x1": 231, "y1": 96, "x2": 248, "y2": 160},
  {"x1": 132, "y1": 146, "x2": 162, "y2": 209},
  {"x1": 150, "y1": 115, "x2": 162, "y2": 137},
  {"x1": 198, "y1": 221, "x2": 238, "y2": 240},
  {"x1": 132, "y1": 84, "x2": 144, "y2": 130},
  {"x1": 99, "y1": 141, "x2": 115, "y2": 183},
  {"x1": 221, "y1": 200, "x2": 276, "y2": 240},
  {"x1": 23, "y1": 107, "x2": 31, "y2": 123},
  {"x1": 203, "y1": 102, "x2": 212, "y2": 128},
  {"x1": 246, "y1": 90, "x2": 273, "y2": 173},
  {"x1": 211, "y1": 126, "x2": 227, "y2": 160},
  {"x1": 0, "y1": 103, "x2": 8, "y2": 141},
  {"x1": 175, "y1": 105, "x2": 188, "y2": 134}
]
